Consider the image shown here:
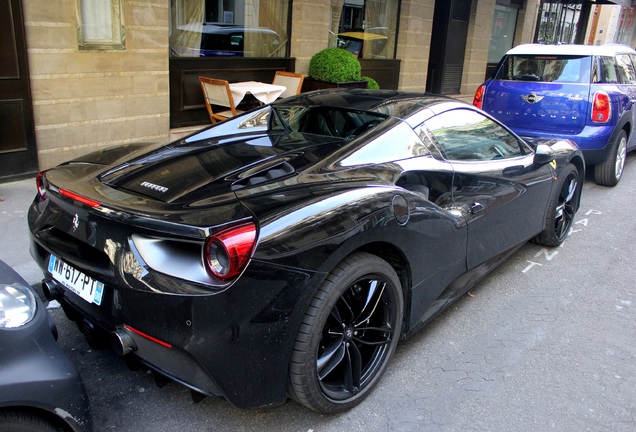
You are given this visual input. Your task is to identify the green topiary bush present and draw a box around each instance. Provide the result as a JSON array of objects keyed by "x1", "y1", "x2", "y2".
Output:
[
  {"x1": 362, "y1": 76, "x2": 379, "y2": 89},
  {"x1": 308, "y1": 48, "x2": 361, "y2": 83}
]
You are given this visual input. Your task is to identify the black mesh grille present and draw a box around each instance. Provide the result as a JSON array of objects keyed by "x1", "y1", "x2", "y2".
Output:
[{"x1": 451, "y1": 0, "x2": 471, "y2": 21}]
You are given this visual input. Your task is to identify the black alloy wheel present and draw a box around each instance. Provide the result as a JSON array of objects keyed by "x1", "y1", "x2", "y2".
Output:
[
  {"x1": 288, "y1": 252, "x2": 403, "y2": 413},
  {"x1": 534, "y1": 163, "x2": 579, "y2": 247}
]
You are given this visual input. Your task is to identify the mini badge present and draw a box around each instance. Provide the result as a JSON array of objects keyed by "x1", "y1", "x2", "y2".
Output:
[{"x1": 521, "y1": 93, "x2": 544, "y2": 104}]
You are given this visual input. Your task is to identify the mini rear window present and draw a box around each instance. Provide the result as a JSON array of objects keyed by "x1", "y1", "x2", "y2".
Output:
[{"x1": 495, "y1": 55, "x2": 592, "y2": 84}]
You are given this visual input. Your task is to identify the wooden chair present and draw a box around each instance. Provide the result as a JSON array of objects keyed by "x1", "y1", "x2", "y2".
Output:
[
  {"x1": 199, "y1": 77, "x2": 243, "y2": 124},
  {"x1": 272, "y1": 71, "x2": 304, "y2": 99}
]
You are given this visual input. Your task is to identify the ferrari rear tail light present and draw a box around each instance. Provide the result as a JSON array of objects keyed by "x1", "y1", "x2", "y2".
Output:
[
  {"x1": 59, "y1": 188, "x2": 101, "y2": 208},
  {"x1": 36, "y1": 172, "x2": 48, "y2": 200},
  {"x1": 592, "y1": 91, "x2": 611, "y2": 123},
  {"x1": 473, "y1": 85, "x2": 485, "y2": 109},
  {"x1": 204, "y1": 222, "x2": 257, "y2": 281}
]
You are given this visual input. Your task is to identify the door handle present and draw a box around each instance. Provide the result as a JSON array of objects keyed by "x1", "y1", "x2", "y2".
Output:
[{"x1": 470, "y1": 202, "x2": 485, "y2": 214}]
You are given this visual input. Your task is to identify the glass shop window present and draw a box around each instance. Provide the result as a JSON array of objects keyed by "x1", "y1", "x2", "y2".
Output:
[
  {"x1": 330, "y1": 0, "x2": 398, "y2": 59},
  {"x1": 488, "y1": 4, "x2": 519, "y2": 64},
  {"x1": 169, "y1": 0, "x2": 290, "y2": 57}
]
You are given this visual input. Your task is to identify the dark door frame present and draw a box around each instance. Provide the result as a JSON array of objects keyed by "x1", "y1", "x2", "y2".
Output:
[{"x1": 0, "y1": 0, "x2": 38, "y2": 182}]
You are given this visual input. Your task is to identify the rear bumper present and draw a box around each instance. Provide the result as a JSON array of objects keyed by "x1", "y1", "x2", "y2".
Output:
[
  {"x1": 515, "y1": 124, "x2": 615, "y2": 165},
  {"x1": 30, "y1": 234, "x2": 321, "y2": 409}
]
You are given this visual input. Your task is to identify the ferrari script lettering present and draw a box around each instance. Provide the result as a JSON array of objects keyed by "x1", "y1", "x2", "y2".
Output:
[{"x1": 140, "y1": 181, "x2": 169, "y2": 193}]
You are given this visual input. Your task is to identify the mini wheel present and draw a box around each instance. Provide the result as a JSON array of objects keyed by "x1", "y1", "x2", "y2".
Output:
[{"x1": 595, "y1": 129, "x2": 627, "y2": 186}]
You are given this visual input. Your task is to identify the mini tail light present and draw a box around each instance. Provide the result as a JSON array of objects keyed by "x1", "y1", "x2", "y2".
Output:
[
  {"x1": 473, "y1": 85, "x2": 485, "y2": 109},
  {"x1": 204, "y1": 222, "x2": 257, "y2": 281},
  {"x1": 36, "y1": 172, "x2": 47, "y2": 200},
  {"x1": 592, "y1": 91, "x2": 611, "y2": 123}
]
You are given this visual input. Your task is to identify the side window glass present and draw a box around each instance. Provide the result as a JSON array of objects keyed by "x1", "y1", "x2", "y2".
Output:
[
  {"x1": 615, "y1": 54, "x2": 636, "y2": 84},
  {"x1": 340, "y1": 122, "x2": 430, "y2": 166},
  {"x1": 599, "y1": 56, "x2": 619, "y2": 83},
  {"x1": 425, "y1": 109, "x2": 526, "y2": 161}
]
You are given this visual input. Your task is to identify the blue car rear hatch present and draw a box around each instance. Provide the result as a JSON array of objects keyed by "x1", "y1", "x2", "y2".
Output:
[{"x1": 482, "y1": 54, "x2": 593, "y2": 136}]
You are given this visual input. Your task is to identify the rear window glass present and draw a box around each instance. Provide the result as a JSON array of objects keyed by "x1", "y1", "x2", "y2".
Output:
[
  {"x1": 495, "y1": 55, "x2": 591, "y2": 84},
  {"x1": 272, "y1": 106, "x2": 388, "y2": 139}
]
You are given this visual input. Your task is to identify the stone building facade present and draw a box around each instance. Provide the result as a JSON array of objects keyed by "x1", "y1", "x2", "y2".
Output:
[{"x1": 10, "y1": 0, "x2": 541, "y2": 175}]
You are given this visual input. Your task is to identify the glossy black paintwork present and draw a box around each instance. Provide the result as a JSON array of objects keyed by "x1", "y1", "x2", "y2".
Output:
[{"x1": 28, "y1": 89, "x2": 584, "y2": 409}]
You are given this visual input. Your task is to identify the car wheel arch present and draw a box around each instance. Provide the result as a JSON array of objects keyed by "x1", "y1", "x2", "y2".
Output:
[
  {"x1": 312, "y1": 238, "x2": 414, "y2": 336},
  {"x1": 568, "y1": 154, "x2": 586, "y2": 185},
  {"x1": 608, "y1": 111, "x2": 631, "y2": 148},
  {"x1": 557, "y1": 154, "x2": 584, "y2": 216}
]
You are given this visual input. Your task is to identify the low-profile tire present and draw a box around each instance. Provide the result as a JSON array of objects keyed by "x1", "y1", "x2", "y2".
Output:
[
  {"x1": 288, "y1": 252, "x2": 403, "y2": 413},
  {"x1": 0, "y1": 410, "x2": 58, "y2": 432},
  {"x1": 534, "y1": 163, "x2": 580, "y2": 247},
  {"x1": 594, "y1": 129, "x2": 627, "y2": 186}
]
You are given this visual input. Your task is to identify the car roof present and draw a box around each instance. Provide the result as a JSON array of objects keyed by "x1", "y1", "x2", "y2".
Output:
[
  {"x1": 272, "y1": 89, "x2": 463, "y2": 119},
  {"x1": 506, "y1": 43, "x2": 636, "y2": 57}
]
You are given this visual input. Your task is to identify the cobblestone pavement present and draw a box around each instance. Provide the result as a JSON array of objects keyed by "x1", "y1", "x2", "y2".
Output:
[{"x1": 1, "y1": 154, "x2": 634, "y2": 431}]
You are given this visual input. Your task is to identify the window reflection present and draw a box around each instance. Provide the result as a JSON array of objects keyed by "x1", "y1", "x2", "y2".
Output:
[
  {"x1": 341, "y1": 122, "x2": 429, "y2": 166},
  {"x1": 488, "y1": 5, "x2": 518, "y2": 64},
  {"x1": 615, "y1": 54, "x2": 636, "y2": 84},
  {"x1": 169, "y1": 0, "x2": 289, "y2": 57},
  {"x1": 425, "y1": 110, "x2": 526, "y2": 161},
  {"x1": 330, "y1": 0, "x2": 398, "y2": 59},
  {"x1": 496, "y1": 55, "x2": 591, "y2": 84}
]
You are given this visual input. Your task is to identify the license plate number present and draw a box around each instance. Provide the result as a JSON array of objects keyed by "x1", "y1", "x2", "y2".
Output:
[{"x1": 48, "y1": 255, "x2": 104, "y2": 305}]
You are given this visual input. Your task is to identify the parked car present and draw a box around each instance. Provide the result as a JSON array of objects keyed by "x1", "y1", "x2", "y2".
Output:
[
  {"x1": 28, "y1": 89, "x2": 583, "y2": 413},
  {"x1": 474, "y1": 43, "x2": 636, "y2": 186},
  {"x1": 170, "y1": 22, "x2": 282, "y2": 57},
  {"x1": 0, "y1": 259, "x2": 91, "y2": 432}
]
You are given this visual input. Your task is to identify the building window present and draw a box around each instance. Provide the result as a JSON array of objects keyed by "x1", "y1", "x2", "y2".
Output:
[
  {"x1": 76, "y1": 0, "x2": 126, "y2": 50},
  {"x1": 330, "y1": 0, "x2": 399, "y2": 59},
  {"x1": 169, "y1": 0, "x2": 290, "y2": 58},
  {"x1": 615, "y1": 7, "x2": 636, "y2": 45},
  {"x1": 488, "y1": 5, "x2": 519, "y2": 64},
  {"x1": 535, "y1": 1, "x2": 583, "y2": 44}
]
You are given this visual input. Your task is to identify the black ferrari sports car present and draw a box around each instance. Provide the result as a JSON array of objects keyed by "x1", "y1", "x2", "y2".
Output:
[{"x1": 28, "y1": 89, "x2": 584, "y2": 413}]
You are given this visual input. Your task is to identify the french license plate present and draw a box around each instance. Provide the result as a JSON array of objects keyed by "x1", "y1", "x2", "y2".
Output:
[{"x1": 48, "y1": 255, "x2": 104, "y2": 305}]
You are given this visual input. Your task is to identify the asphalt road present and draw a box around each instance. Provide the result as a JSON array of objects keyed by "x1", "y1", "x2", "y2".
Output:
[{"x1": 1, "y1": 154, "x2": 635, "y2": 432}]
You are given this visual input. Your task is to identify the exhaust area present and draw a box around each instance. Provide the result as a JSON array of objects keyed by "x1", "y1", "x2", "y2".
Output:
[
  {"x1": 111, "y1": 327, "x2": 138, "y2": 356},
  {"x1": 41, "y1": 279, "x2": 61, "y2": 301}
]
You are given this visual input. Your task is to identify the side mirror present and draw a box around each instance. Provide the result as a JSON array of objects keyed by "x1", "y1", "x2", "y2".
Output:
[{"x1": 534, "y1": 144, "x2": 555, "y2": 166}]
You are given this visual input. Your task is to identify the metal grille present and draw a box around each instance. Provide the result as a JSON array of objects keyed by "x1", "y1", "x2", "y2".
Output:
[
  {"x1": 451, "y1": 0, "x2": 471, "y2": 22},
  {"x1": 442, "y1": 64, "x2": 463, "y2": 94}
]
